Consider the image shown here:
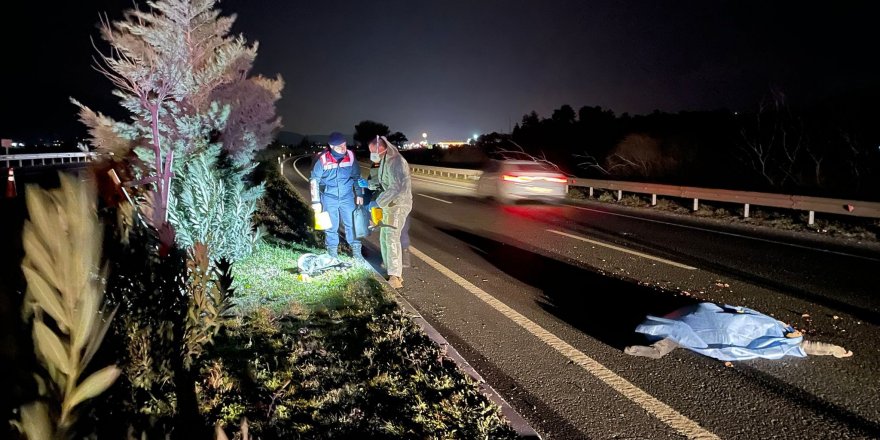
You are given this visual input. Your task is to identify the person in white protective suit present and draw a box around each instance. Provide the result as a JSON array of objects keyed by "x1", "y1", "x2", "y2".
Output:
[{"x1": 368, "y1": 136, "x2": 412, "y2": 289}]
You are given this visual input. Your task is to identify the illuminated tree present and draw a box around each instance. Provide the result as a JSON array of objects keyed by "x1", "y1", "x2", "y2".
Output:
[{"x1": 73, "y1": 0, "x2": 283, "y2": 253}]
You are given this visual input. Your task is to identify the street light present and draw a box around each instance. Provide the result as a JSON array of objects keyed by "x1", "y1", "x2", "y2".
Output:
[{"x1": 421, "y1": 132, "x2": 428, "y2": 147}]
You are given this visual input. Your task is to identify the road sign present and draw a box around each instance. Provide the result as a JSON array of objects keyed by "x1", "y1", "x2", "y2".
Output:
[{"x1": 1, "y1": 139, "x2": 11, "y2": 148}]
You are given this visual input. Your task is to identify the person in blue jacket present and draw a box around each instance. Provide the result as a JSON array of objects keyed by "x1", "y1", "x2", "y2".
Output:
[{"x1": 309, "y1": 132, "x2": 364, "y2": 259}]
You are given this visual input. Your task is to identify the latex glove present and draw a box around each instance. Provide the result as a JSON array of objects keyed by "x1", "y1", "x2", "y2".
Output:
[
  {"x1": 311, "y1": 202, "x2": 322, "y2": 212},
  {"x1": 367, "y1": 200, "x2": 379, "y2": 210},
  {"x1": 356, "y1": 196, "x2": 364, "y2": 206},
  {"x1": 357, "y1": 177, "x2": 369, "y2": 188}
]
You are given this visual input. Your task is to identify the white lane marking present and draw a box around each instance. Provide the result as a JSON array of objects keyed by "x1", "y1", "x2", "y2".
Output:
[
  {"x1": 547, "y1": 229, "x2": 697, "y2": 270},
  {"x1": 565, "y1": 203, "x2": 880, "y2": 263},
  {"x1": 417, "y1": 193, "x2": 453, "y2": 204},
  {"x1": 409, "y1": 246, "x2": 719, "y2": 440},
  {"x1": 291, "y1": 156, "x2": 310, "y2": 183}
]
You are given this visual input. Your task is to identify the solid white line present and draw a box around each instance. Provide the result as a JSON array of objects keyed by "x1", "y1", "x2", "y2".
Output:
[
  {"x1": 547, "y1": 229, "x2": 697, "y2": 270},
  {"x1": 409, "y1": 246, "x2": 719, "y2": 440},
  {"x1": 418, "y1": 193, "x2": 453, "y2": 204},
  {"x1": 291, "y1": 156, "x2": 310, "y2": 183},
  {"x1": 564, "y1": 203, "x2": 880, "y2": 262}
]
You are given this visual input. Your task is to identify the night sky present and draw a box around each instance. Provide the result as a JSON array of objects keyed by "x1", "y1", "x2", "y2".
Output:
[{"x1": 1, "y1": 0, "x2": 876, "y2": 142}]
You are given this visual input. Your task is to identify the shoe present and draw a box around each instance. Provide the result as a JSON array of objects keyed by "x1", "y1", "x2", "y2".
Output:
[{"x1": 388, "y1": 275, "x2": 403, "y2": 289}]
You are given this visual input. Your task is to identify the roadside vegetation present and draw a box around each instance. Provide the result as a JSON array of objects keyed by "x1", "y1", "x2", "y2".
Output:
[{"x1": 6, "y1": 1, "x2": 516, "y2": 439}]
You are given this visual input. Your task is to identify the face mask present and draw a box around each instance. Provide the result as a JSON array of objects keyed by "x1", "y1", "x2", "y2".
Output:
[{"x1": 370, "y1": 152, "x2": 381, "y2": 163}]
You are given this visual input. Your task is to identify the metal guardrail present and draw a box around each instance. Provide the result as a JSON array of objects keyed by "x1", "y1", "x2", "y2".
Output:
[
  {"x1": 568, "y1": 177, "x2": 880, "y2": 224},
  {"x1": 407, "y1": 164, "x2": 880, "y2": 224},
  {"x1": 409, "y1": 164, "x2": 482, "y2": 181},
  {"x1": 1, "y1": 152, "x2": 98, "y2": 168}
]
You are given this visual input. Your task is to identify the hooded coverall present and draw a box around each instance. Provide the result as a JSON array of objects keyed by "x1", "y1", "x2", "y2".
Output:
[
  {"x1": 372, "y1": 138, "x2": 413, "y2": 278},
  {"x1": 310, "y1": 149, "x2": 363, "y2": 258}
]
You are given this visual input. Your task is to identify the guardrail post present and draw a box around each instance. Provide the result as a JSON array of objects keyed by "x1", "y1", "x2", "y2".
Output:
[
  {"x1": 693, "y1": 198, "x2": 699, "y2": 211},
  {"x1": 744, "y1": 203, "x2": 750, "y2": 218},
  {"x1": 589, "y1": 187, "x2": 593, "y2": 198},
  {"x1": 616, "y1": 190, "x2": 622, "y2": 201},
  {"x1": 42, "y1": 157, "x2": 46, "y2": 165},
  {"x1": 651, "y1": 194, "x2": 657, "y2": 206},
  {"x1": 808, "y1": 211, "x2": 815, "y2": 225}
]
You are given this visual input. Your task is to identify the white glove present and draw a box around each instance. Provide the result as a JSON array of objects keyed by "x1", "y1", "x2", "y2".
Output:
[{"x1": 311, "y1": 202, "x2": 322, "y2": 212}]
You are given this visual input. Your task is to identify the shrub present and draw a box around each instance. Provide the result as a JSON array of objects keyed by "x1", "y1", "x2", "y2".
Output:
[
  {"x1": 13, "y1": 175, "x2": 120, "y2": 439},
  {"x1": 169, "y1": 145, "x2": 265, "y2": 263}
]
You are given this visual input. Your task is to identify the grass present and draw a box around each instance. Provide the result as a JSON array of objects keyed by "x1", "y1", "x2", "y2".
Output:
[
  {"x1": 232, "y1": 242, "x2": 373, "y2": 314},
  {"x1": 203, "y1": 295, "x2": 517, "y2": 439},
  {"x1": 217, "y1": 244, "x2": 518, "y2": 439},
  {"x1": 209, "y1": 156, "x2": 518, "y2": 439}
]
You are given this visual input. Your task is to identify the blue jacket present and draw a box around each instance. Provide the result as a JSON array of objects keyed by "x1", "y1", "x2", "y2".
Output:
[{"x1": 310, "y1": 149, "x2": 363, "y2": 201}]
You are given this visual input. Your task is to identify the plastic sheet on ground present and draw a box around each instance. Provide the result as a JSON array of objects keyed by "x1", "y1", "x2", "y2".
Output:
[
  {"x1": 634, "y1": 302, "x2": 806, "y2": 361},
  {"x1": 297, "y1": 253, "x2": 351, "y2": 277}
]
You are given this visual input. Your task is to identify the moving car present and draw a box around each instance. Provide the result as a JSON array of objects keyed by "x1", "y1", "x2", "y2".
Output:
[{"x1": 476, "y1": 159, "x2": 568, "y2": 203}]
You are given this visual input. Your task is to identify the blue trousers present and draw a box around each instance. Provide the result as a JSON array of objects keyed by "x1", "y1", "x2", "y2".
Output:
[{"x1": 322, "y1": 195, "x2": 361, "y2": 256}]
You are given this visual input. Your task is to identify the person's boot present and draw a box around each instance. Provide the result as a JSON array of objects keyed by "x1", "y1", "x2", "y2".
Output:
[
  {"x1": 327, "y1": 247, "x2": 339, "y2": 260},
  {"x1": 351, "y1": 243, "x2": 364, "y2": 261},
  {"x1": 402, "y1": 248, "x2": 411, "y2": 268},
  {"x1": 388, "y1": 275, "x2": 403, "y2": 289}
]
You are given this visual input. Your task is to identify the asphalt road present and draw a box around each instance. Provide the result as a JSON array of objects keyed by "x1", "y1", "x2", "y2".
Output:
[{"x1": 288, "y1": 156, "x2": 880, "y2": 439}]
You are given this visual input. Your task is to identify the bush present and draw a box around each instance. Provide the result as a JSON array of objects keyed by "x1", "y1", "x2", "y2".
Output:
[
  {"x1": 169, "y1": 145, "x2": 265, "y2": 263},
  {"x1": 252, "y1": 160, "x2": 320, "y2": 248}
]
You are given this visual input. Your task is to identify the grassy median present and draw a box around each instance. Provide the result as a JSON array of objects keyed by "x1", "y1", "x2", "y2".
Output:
[{"x1": 202, "y1": 154, "x2": 518, "y2": 438}]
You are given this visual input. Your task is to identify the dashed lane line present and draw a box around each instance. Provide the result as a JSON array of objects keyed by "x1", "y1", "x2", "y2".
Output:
[
  {"x1": 418, "y1": 193, "x2": 453, "y2": 204},
  {"x1": 409, "y1": 246, "x2": 719, "y2": 440},
  {"x1": 547, "y1": 229, "x2": 697, "y2": 270}
]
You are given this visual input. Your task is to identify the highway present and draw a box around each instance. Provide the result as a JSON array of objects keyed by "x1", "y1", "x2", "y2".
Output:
[{"x1": 287, "y1": 156, "x2": 880, "y2": 439}]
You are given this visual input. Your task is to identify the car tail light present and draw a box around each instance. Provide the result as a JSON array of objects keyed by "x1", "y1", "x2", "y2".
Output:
[
  {"x1": 502, "y1": 174, "x2": 533, "y2": 182},
  {"x1": 545, "y1": 176, "x2": 568, "y2": 183}
]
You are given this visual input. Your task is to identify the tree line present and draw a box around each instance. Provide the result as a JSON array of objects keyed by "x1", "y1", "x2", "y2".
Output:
[{"x1": 478, "y1": 89, "x2": 880, "y2": 200}]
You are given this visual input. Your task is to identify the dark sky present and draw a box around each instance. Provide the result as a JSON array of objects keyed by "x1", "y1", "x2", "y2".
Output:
[{"x1": 1, "y1": 0, "x2": 876, "y2": 142}]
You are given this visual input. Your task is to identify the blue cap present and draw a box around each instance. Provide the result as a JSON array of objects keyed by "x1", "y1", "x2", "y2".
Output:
[{"x1": 328, "y1": 132, "x2": 346, "y2": 146}]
